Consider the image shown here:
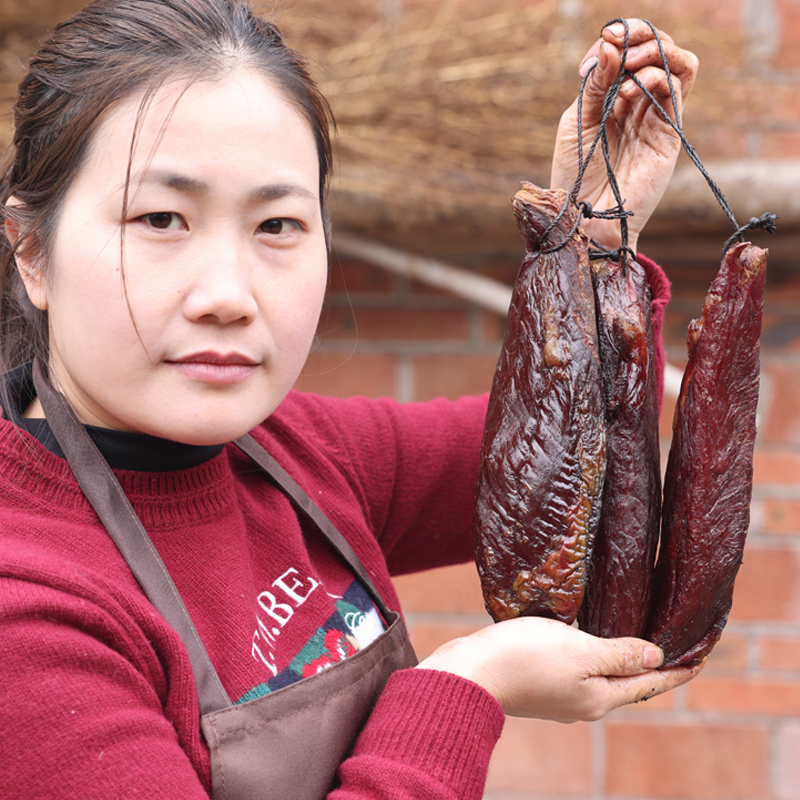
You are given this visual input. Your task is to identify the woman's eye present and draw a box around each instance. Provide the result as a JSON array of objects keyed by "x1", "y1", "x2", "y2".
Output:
[
  {"x1": 258, "y1": 218, "x2": 300, "y2": 235},
  {"x1": 139, "y1": 212, "x2": 184, "y2": 230}
]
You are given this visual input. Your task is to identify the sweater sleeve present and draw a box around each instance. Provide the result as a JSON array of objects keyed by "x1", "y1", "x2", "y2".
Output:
[
  {"x1": 283, "y1": 257, "x2": 672, "y2": 578},
  {"x1": 275, "y1": 392, "x2": 489, "y2": 576},
  {"x1": 332, "y1": 670, "x2": 504, "y2": 799},
  {"x1": 0, "y1": 572, "x2": 212, "y2": 799}
]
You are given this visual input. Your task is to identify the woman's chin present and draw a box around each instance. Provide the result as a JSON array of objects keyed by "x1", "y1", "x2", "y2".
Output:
[{"x1": 122, "y1": 403, "x2": 275, "y2": 446}]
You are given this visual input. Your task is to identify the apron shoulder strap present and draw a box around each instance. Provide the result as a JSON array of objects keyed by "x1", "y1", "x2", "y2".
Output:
[
  {"x1": 32, "y1": 359, "x2": 232, "y2": 714},
  {"x1": 233, "y1": 434, "x2": 393, "y2": 621}
]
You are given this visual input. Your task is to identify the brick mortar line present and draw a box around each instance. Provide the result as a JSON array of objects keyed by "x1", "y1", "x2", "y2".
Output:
[
  {"x1": 731, "y1": 667, "x2": 800, "y2": 681},
  {"x1": 744, "y1": 534, "x2": 800, "y2": 544},
  {"x1": 733, "y1": 537, "x2": 800, "y2": 551},
  {"x1": 725, "y1": 621, "x2": 800, "y2": 637},
  {"x1": 664, "y1": 348, "x2": 800, "y2": 363},
  {"x1": 469, "y1": 306, "x2": 488, "y2": 345},
  {"x1": 745, "y1": 534, "x2": 800, "y2": 556},
  {"x1": 590, "y1": 720, "x2": 606, "y2": 800},
  {"x1": 759, "y1": 354, "x2": 800, "y2": 365},
  {"x1": 396, "y1": 356, "x2": 414, "y2": 404},
  {"x1": 326, "y1": 294, "x2": 487, "y2": 310},
  {"x1": 313, "y1": 341, "x2": 503, "y2": 355},
  {"x1": 666, "y1": 297, "x2": 800, "y2": 309},
  {"x1": 709, "y1": 653, "x2": 800, "y2": 681},
  {"x1": 749, "y1": 441, "x2": 800, "y2": 454},
  {"x1": 746, "y1": 533, "x2": 800, "y2": 543},
  {"x1": 611, "y1": 708, "x2": 800, "y2": 727},
  {"x1": 751, "y1": 486, "x2": 800, "y2": 500}
]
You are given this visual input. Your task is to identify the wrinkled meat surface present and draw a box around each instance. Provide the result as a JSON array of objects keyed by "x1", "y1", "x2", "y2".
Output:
[
  {"x1": 473, "y1": 183, "x2": 606, "y2": 623},
  {"x1": 646, "y1": 243, "x2": 767, "y2": 666},
  {"x1": 579, "y1": 256, "x2": 661, "y2": 638}
]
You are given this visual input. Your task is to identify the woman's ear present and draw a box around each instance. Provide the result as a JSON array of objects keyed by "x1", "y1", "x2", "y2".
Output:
[{"x1": 4, "y1": 197, "x2": 48, "y2": 311}]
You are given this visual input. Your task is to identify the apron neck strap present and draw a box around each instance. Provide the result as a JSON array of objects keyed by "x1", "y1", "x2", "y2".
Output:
[
  {"x1": 32, "y1": 358, "x2": 233, "y2": 713},
  {"x1": 233, "y1": 434, "x2": 392, "y2": 621}
]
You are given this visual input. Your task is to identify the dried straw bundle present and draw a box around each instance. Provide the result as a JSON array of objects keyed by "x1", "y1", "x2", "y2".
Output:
[
  {"x1": 1, "y1": 0, "x2": 738, "y2": 251},
  {"x1": 0, "y1": 0, "x2": 584, "y2": 245},
  {"x1": 284, "y1": 0, "x2": 586, "y2": 234}
]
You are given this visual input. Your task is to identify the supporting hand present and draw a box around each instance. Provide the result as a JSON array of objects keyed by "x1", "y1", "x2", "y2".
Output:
[{"x1": 417, "y1": 616, "x2": 702, "y2": 722}]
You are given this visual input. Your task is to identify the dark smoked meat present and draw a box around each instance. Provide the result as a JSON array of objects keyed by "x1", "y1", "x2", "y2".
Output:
[
  {"x1": 578, "y1": 257, "x2": 661, "y2": 638},
  {"x1": 646, "y1": 242, "x2": 767, "y2": 666},
  {"x1": 472, "y1": 183, "x2": 607, "y2": 624}
]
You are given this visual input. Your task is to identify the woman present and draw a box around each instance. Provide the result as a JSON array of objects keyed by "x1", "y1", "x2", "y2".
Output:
[{"x1": 0, "y1": 1, "x2": 700, "y2": 798}]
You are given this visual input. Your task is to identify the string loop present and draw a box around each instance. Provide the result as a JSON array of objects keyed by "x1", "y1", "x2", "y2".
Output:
[
  {"x1": 721, "y1": 212, "x2": 779, "y2": 255},
  {"x1": 538, "y1": 18, "x2": 778, "y2": 261}
]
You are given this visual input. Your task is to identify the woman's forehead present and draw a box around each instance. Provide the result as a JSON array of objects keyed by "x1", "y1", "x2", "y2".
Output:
[{"x1": 81, "y1": 70, "x2": 320, "y2": 196}]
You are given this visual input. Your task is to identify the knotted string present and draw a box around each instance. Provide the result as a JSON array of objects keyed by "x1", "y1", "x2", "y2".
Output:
[{"x1": 540, "y1": 17, "x2": 778, "y2": 261}]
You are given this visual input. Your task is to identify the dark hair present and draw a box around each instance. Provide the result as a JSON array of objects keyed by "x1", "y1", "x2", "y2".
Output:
[{"x1": 0, "y1": 0, "x2": 334, "y2": 373}]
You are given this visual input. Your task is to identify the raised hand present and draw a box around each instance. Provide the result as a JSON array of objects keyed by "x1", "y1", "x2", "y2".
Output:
[{"x1": 550, "y1": 19, "x2": 699, "y2": 254}]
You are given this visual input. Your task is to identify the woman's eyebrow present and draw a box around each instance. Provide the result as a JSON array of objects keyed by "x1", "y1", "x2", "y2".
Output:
[
  {"x1": 248, "y1": 183, "x2": 318, "y2": 203},
  {"x1": 128, "y1": 171, "x2": 208, "y2": 195},
  {"x1": 128, "y1": 171, "x2": 318, "y2": 202}
]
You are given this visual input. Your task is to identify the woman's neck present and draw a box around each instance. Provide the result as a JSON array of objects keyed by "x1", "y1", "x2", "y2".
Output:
[{"x1": 22, "y1": 396, "x2": 44, "y2": 419}]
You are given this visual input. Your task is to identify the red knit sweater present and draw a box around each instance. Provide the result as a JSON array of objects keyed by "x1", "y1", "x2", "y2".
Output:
[{"x1": 0, "y1": 256, "x2": 669, "y2": 799}]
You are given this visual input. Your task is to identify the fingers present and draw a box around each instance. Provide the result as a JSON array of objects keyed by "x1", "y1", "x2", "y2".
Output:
[
  {"x1": 608, "y1": 660, "x2": 704, "y2": 707},
  {"x1": 578, "y1": 19, "x2": 699, "y2": 110},
  {"x1": 577, "y1": 40, "x2": 623, "y2": 119},
  {"x1": 583, "y1": 653, "x2": 704, "y2": 721},
  {"x1": 602, "y1": 19, "x2": 675, "y2": 48},
  {"x1": 593, "y1": 637, "x2": 664, "y2": 677},
  {"x1": 618, "y1": 40, "x2": 699, "y2": 107},
  {"x1": 620, "y1": 67, "x2": 685, "y2": 128},
  {"x1": 417, "y1": 617, "x2": 706, "y2": 724}
]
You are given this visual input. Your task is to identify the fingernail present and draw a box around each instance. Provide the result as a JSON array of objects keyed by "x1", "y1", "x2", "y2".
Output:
[
  {"x1": 579, "y1": 56, "x2": 598, "y2": 78},
  {"x1": 599, "y1": 42, "x2": 608, "y2": 71},
  {"x1": 606, "y1": 22, "x2": 625, "y2": 39},
  {"x1": 620, "y1": 79, "x2": 635, "y2": 95},
  {"x1": 643, "y1": 645, "x2": 663, "y2": 669}
]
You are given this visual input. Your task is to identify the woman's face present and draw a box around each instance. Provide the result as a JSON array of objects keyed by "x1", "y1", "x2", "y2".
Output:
[{"x1": 19, "y1": 70, "x2": 329, "y2": 445}]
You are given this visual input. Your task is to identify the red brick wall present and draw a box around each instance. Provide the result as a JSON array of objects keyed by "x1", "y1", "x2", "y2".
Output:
[
  {"x1": 1, "y1": 0, "x2": 797, "y2": 796},
  {"x1": 292, "y1": 2, "x2": 800, "y2": 794},
  {"x1": 296, "y1": 247, "x2": 800, "y2": 799}
]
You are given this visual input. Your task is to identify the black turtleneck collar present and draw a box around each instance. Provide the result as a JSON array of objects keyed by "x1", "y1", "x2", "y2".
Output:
[{"x1": 1, "y1": 362, "x2": 225, "y2": 471}]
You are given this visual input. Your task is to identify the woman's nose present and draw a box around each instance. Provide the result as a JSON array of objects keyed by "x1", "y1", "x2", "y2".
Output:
[{"x1": 181, "y1": 237, "x2": 259, "y2": 325}]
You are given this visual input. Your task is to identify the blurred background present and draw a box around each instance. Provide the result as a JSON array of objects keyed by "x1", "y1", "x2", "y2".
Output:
[{"x1": 3, "y1": 1, "x2": 800, "y2": 798}]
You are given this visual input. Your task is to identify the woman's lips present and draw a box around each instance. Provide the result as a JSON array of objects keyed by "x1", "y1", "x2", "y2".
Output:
[{"x1": 167, "y1": 352, "x2": 259, "y2": 385}]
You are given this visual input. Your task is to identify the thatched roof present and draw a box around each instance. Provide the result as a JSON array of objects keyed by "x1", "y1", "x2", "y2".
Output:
[{"x1": 2, "y1": 0, "x2": 783, "y2": 262}]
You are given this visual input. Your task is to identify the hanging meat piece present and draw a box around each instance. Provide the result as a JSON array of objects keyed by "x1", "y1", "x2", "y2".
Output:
[
  {"x1": 646, "y1": 242, "x2": 767, "y2": 667},
  {"x1": 472, "y1": 183, "x2": 607, "y2": 624},
  {"x1": 578, "y1": 256, "x2": 661, "y2": 638}
]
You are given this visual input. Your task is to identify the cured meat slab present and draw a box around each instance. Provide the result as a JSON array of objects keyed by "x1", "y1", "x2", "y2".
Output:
[
  {"x1": 646, "y1": 242, "x2": 767, "y2": 666},
  {"x1": 579, "y1": 256, "x2": 661, "y2": 639},
  {"x1": 473, "y1": 183, "x2": 607, "y2": 624}
]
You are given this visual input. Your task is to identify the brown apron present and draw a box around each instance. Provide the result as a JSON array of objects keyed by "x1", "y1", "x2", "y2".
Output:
[{"x1": 32, "y1": 360, "x2": 418, "y2": 800}]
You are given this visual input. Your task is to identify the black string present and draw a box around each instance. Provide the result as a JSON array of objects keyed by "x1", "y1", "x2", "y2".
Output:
[
  {"x1": 541, "y1": 17, "x2": 635, "y2": 263},
  {"x1": 539, "y1": 17, "x2": 778, "y2": 261}
]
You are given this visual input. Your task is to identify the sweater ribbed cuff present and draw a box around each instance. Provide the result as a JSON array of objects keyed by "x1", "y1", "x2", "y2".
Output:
[
  {"x1": 636, "y1": 252, "x2": 671, "y2": 413},
  {"x1": 637, "y1": 252, "x2": 672, "y2": 310},
  {"x1": 352, "y1": 668, "x2": 505, "y2": 798}
]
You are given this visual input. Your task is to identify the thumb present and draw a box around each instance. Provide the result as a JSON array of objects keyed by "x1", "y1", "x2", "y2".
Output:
[
  {"x1": 580, "y1": 41, "x2": 624, "y2": 121},
  {"x1": 594, "y1": 637, "x2": 664, "y2": 677}
]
